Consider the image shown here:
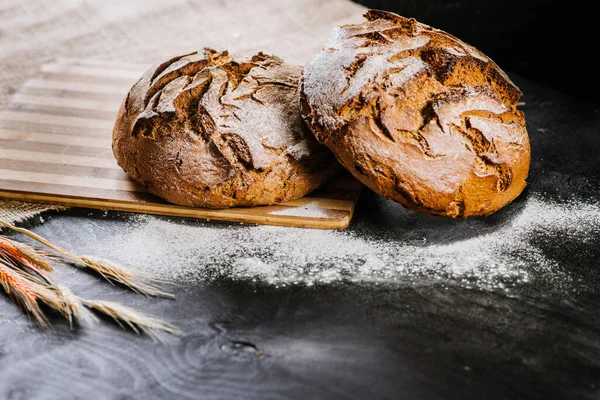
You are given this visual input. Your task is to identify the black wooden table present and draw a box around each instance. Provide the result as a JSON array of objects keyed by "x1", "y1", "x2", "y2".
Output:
[{"x1": 0, "y1": 74, "x2": 599, "y2": 400}]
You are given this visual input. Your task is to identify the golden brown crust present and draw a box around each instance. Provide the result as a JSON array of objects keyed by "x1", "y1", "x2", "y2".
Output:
[
  {"x1": 113, "y1": 48, "x2": 341, "y2": 208},
  {"x1": 300, "y1": 10, "x2": 530, "y2": 217}
]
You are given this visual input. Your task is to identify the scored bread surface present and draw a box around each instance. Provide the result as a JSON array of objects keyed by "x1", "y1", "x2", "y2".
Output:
[
  {"x1": 300, "y1": 10, "x2": 531, "y2": 217},
  {"x1": 113, "y1": 48, "x2": 341, "y2": 208}
]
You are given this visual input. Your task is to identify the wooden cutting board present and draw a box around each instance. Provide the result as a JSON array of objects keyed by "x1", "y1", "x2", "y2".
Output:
[{"x1": 0, "y1": 58, "x2": 363, "y2": 230}]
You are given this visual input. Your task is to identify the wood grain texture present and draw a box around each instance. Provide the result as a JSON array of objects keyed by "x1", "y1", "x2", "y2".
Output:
[
  {"x1": 0, "y1": 59, "x2": 363, "y2": 230},
  {"x1": 0, "y1": 0, "x2": 366, "y2": 109},
  {"x1": 0, "y1": 0, "x2": 367, "y2": 223}
]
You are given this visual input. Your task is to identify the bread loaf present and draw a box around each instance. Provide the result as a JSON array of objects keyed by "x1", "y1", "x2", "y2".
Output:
[
  {"x1": 113, "y1": 48, "x2": 341, "y2": 208},
  {"x1": 299, "y1": 10, "x2": 530, "y2": 217}
]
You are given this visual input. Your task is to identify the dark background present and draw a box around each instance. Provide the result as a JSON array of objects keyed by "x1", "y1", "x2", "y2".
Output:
[{"x1": 356, "y1": 0, "x2": 597, "y2": 103}]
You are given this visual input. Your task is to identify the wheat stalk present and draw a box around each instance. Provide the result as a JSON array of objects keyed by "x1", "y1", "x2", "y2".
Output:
[
  {"x1": 81, "y1": 299, "x2": 182, "y2": 343},
  {"x1": 54, "y1": 285, "x2": 98, "y2": 326},
  {"x1": 79, "y1": 255, "x2": 173, "y2": 298},
  {"x1": 0, "y1": 218, "x2": 173, "y2": 298},
  {"x1": 0, "y1": 236, "x2": 53, "y2": 272},
  {"x1": 29, "y1": 280, "x2": 98, "y2": 328},
  {"x1": 0, "y1": 258, "x2": 48, "y2": 327}
]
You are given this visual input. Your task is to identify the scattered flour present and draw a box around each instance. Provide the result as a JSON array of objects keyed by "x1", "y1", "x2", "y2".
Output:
[
  {"x1": 269, "y1": 201, "x2": 331, "y2": 218},
  {"x1": 99, "y1": 196, "x2": 600, "y2": 291}
]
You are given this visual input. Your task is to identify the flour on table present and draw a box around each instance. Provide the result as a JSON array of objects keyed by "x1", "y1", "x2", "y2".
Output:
[{"x1": 98, "y1": 196, "x2": 600, "y2": 291}]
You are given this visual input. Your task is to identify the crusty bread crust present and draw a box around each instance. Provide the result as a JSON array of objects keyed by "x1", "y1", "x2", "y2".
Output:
[
  {"x1": 113, "y1": 49, "x2": 340, "y2": 208},
  {"x1": 300, "y1": 10, "x2": 530, "y2": 217}
]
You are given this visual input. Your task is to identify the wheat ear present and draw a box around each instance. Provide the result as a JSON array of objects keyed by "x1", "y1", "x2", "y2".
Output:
[
  {"x1": 81, "y1": 299, "x2": 182, "y2": 343},
  {"x1": 0, "y1": 259, "x2": 48, "y2": 327},
  {"x1": 0, "y1": 236, "x2": 53, "y2": 272}
]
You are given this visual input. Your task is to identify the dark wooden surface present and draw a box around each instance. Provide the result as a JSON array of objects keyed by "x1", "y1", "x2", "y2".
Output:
[{"x1": 1, "y1": 74, "x2": 600, "y2": 400}]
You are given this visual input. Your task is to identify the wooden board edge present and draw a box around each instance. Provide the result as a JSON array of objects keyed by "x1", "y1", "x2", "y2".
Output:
[
  {"x1": 343, "y1": 184, "x2": 363, "y2": 230},
  {"x1": 0, "y1": 189, "x2": 361, "y2": 230}
]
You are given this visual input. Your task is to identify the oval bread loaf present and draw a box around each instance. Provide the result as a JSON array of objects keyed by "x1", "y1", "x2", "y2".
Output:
[
  {"x1": 300, "y1": 10, "x2": 531, "y2": 217},
  {"x1": 113, "y1": 48, "x2": 341, "y2": 208}
]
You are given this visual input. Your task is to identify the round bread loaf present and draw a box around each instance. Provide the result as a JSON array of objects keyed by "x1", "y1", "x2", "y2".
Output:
[
  {"x1": 113, "y1": 48, "x2": 340, "y2": 208},
  {"x1": 300, "y1": 10, "x2": 530, "y2": 217}
]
